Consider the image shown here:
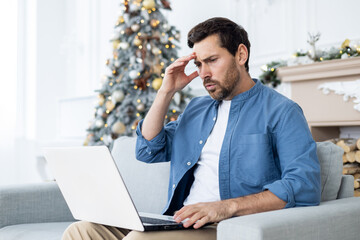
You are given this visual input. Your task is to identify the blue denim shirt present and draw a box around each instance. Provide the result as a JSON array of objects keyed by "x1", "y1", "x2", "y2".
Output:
[{"x1": 136, "y1": 79, "x2": 321, "y2": 215}]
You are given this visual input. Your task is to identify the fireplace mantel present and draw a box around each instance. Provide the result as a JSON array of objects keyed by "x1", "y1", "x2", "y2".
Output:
[{"x1": 277, "y1": 57, "x2": 360, "y2": 141}]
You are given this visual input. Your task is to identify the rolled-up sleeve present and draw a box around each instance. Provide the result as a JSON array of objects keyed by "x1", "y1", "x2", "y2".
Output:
[{"x1": 263, "y1": 103, "x2": 321, "y2": 208}]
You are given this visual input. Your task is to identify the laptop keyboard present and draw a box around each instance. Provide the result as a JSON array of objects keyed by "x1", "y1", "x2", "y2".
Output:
[{"x1": 140, "y1": 216, "x2": 179, "y2": 225}]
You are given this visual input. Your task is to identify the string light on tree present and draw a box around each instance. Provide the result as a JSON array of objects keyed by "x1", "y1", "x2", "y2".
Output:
[{"x1": 85, "y1": 0, "x2": 193, "y2": 148}]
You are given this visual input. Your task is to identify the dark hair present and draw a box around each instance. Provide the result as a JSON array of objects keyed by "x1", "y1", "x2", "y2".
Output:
[{"x1": 187, "y1": 17, "x2": 251, "y2": 72}]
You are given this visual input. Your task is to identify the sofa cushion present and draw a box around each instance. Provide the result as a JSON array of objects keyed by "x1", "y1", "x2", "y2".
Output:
[
  {"x1": 316, "y1": 141, "x2": 344, "y2": 201},
  {"x1": 0, "y1": 222, "x2": 74, "y2": 240},
  {"x1": 111, "y1": 137, "x2": 170, "y2": 214}
]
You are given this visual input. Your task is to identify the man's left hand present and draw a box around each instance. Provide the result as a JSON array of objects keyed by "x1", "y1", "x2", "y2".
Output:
[{"x1": 173, "y1": 200, "x2": 235, "y2": 229}]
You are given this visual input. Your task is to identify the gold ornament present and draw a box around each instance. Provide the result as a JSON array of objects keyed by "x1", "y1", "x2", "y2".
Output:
[
  {"x1": 112, "y1": 40, "x2": 121, "y2": 49},
  {"x1": 142, "y1": 0, "x2": 155, "y2": 10},
  {"x1": 152, "y1": 78, "x2": 163, "y2": 90},
  {"x1": 105, "y1": 101, "x2": 116, "y2": 112},
  {"x1": 112, "y1": 121, "x2": 126, "y2": 135},
  {"x1": 152, "y1": 64, "x2": 163, "y2": 75},
  {"x1": 341, "y1": 39, "x2": 350, "y2": 49},
  {"x1": 98, "y1": 94, "x2": 105, "y2": 106},
  {"x1": 133, "y1": 38, "x2": 142, "y2": 47}
]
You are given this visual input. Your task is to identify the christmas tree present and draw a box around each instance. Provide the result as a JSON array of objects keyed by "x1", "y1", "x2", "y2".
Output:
[{"x1": 85, "y1": 0, "x2": 192, "y2": 148}]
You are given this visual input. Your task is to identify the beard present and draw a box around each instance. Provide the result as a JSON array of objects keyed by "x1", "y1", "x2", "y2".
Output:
[{"x1": 203, "y1": 60, "x2": 241, "y2": 101}]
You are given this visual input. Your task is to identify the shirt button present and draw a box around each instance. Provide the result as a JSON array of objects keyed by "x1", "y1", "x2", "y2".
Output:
[
  {"x1": 199, "y1": 140, "x2": 203, "y2": 144},
  {"x1": 172, "y1": 184, "x2": 176, "y2": 189},
  {"x1": 213, "y1": 117, "x2": 216, "y2": 121},
  {"x1": 187, "y1": 162, "x2": 191, "y2": 166}
]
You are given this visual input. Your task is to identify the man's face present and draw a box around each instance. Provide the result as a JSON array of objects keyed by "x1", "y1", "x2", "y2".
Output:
[{"x1": 193, "y1": 34, "x2": 241, "y2": 101}]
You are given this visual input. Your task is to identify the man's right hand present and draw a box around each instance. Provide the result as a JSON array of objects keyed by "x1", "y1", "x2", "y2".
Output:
[
  {"x1": 141, "y1": 53, "x2": 199, "y2": 141},
  {"x1": 159, "y1": 53, "x2": 199, "y2": 95}
]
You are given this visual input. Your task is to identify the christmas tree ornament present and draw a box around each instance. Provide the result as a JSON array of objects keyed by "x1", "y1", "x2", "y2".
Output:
[
  {"x1": 114, "y1": 60, "x2": 121, "y2": 67},
  {"x1": 106, "y1": 101, "x2": 116, "y2": 112},
  {"x1": 136, "y1": 103, "x2": 146, "y2": 112},
  {"x1": 118, "y1": 16, "x2": 125, "y2": 24},
  {"x1": 112, "y1": 121, "x2": 126, "y2": 134},
  {"x1": 152, "y1": 77, "x2": 162, "y2": 90},
  {"x1": 131, "y1": 24, "x2": 141, "y2": 32},
  {"x1": 129, "y1": 70, "x2": 139, "y2": 79},
  {"x1": 111, "y1": 90, "x2": 125, "y2": 103},
  {"x1": 133, "y1": 38, "x2": 142, "y2": 46},
  {"x1": 102, "y1": 112, "x2": 109, "y2": 119},
  {"x1": 112, "y1": 40, "x2": 121, "y2": 49},
  {"x1": 341, "y1": 39, "x2": 350, "y2": 49},
  {"x1": 98, "y1": 94, "x2": 105, "y2": 106},
  {"x1": 151, "y1": 47, "x2": 161, "y2": 55},
  {"x1": 174, "y1": 33, "x2": 180, "y2": 40},
  {"x1": 142, "y1": 0, "x2": 155, "y2": 10},
  {"x1": 97, "y1": 108, "x2": 104, "y2": 116},
  {"x1": 153, "y1": 63, "x2": 163, "y2": 73},
  {"x1": 162, "y1": 23, "x2": 170, "y2": 31},
  {"x1": 95, "y1": 119, "x2": 105, "y2": 128},
  {"x1": 118, "y1": 42, "x2": 130, "y2": 50}
]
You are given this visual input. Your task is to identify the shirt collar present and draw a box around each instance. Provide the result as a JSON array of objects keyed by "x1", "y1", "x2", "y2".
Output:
[{"x1": 231, "y1": 78, "x2": 262, "y2": 102}]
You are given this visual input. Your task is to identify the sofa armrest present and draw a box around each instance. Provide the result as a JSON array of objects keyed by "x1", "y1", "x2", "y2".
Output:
[
  {"x1": 0, "y1": 182, "x2": 75, "y2": 228},
  {"x1": 337, "y1": 175, "x2": 354, "y2": 199},
  {"x1": 217, "y1": 197, "x2": 360, "y2": 240}
]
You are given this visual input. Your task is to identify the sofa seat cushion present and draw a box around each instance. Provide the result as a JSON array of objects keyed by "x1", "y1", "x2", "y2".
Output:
[{"x1": 0, "y1": 222, "x2": 74, "y2": 240}]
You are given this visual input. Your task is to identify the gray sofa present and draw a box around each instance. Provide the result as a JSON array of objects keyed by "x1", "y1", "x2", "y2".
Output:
[{"x1": 1, "y1": 137, "x2": 360, "y2": 240}]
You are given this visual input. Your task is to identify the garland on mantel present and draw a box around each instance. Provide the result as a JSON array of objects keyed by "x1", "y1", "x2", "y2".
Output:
[{"x1": 259, "y1": 36, "x2": 360, "y2": 88}]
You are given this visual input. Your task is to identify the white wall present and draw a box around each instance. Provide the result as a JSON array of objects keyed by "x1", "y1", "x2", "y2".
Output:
[
  {"x1": 0, "y1": 0, "x2": 18, "y2": 185},
  {"x1": 1, "y1": 0, "x2": 360, "y2": 185}
]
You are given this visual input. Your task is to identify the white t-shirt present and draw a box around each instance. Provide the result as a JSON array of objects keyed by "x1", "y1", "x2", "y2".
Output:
[{"x1": 183, "y1": 100, "x2": 231, "y2": 205}]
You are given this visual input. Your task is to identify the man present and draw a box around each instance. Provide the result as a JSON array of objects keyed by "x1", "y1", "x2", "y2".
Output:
[{"x1": 63, "y1": 17, "x2": 320, "y2": 240}]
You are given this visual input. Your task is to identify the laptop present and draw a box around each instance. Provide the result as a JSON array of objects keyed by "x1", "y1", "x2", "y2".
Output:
[{"x1": 44, "y1": 145, "x2": 185, "y2": 231}]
